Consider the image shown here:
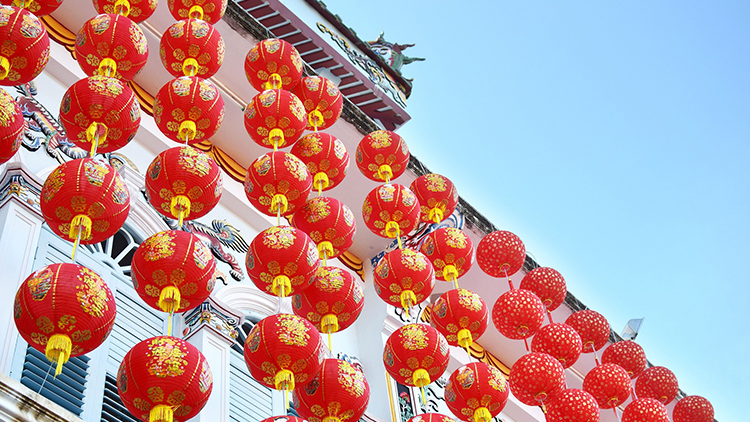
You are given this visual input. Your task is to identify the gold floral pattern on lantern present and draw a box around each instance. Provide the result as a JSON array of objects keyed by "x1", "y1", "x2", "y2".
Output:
[
  {"x1": 76, "y1": 267, "x2": 110, "y2": 317},
  {"x1": 143, "y1": 231, "x2": 176, "y2": 261},
  {"x1": 263, "y1": 226, "x2": 296, "y2": 249},
  {"x1": 337, "y1": 360, "x2": 367, "y2": 397},
  {"x1": 147, "y1": 337, "x2": 188, "y2": 377},
  {"x1": 277, "y1": 314, "x2": 310, "y2": 347}
]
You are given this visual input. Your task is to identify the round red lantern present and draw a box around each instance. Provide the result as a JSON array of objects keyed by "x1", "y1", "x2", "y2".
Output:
[
  {"x1": 635, "y1": 366, "x2": 679, "y2": 405},
  {"x1": 673, "y1": 396, "x2": 714, "y2": 422},
  {"x1": 292, "y1": 266, "x2": 364, "y2": 335},
  {"x1": 410, "y1": 174, "x2": 458, "y2": 224},
  {"x1": 244, "y1": 151, "x2": 312, "y2": 217},
  {"x1": 245, "y1": 225, "x2": 319, "y2": 297},
  {"x1": 431, "y1": 288, "x2": 488, "y2": 349},
  {"x1": 59, "y1": 75, "x2": 140, "y2": 154},
  {"x1": 245, "y1": 38, "x2": 303, "y2": 91},
  {"x1": 622, "y1": 398, "x2": 669, "y2": 422},
  {"x1": 293, "y1": 358, "x2": 370, "y2": 422},
  {"x1": 408, "y1": 414, "x2": 458, "y2": 422},
  {"x1": 546, "y1": 389, "x2": 600, "y2": 422},
  {"x1": 40, "y1": 158, "x2": 130, "y2": 245},
  {"x1": 75, "y1": 14, "x2": 148, "y2": 81},
  {"x1": 145, "y1": 146, "x2": 223, "y2": 225},
  {"x1": 244, "y1": 89, "x2": 307, "y2": 149},
  {"x1": 244, "y1": 313, "x2": 324, "y2": 391},
  {"x1": 0, "y1": 6, "x2": 49, "y2": 86},
  {"x1": 118, "y1": 336, "x2": 212, "y2": 422},
  {"x1": 167, "y1": 0, "x2": 226, "y2": 24},
  {"x1": 14, "y1": 263, "x2": 116, "y2": 376},
  {"x1": 444, "y1": 362, "x2": 509, "y2": 422},
  {"x1": 419, "y1": 227, "x2": 473, "y2": 283},
  {"x1": 383, "y1": 323, "x2": 450, "y2": 388},
  {"x1": 362, "y1": 183, "x2": 420, "y2": 240},
  {"x1": 2, "y1": 0, "x2": 62, "y2": 16},
  {"x1": 290, "y1": 132, "x2": 349, "y2": 193},
  {"x1": 293, "y1": 76, "x2": 343, "y2": 131},
  {"x1": 601, "y1": 340, "x2": 647, "y2": 379},
  {"x1": 565, "y1": 310, "x2": 610, "y2": 353},
  {"x1": 476, "y1": 230, "x2": 526, "y2": 278},
  {"x1": 530, "y1": 322, "x2": 582, "y2": 369},
  {"x1": 491, "y1": 289, "x2": 545, "y2": 340},
  {"x1": 0, "y1": 88, "x2": 25, "y2": 164},
  {"x1": 373, "y1": 248, "x2": 435, "y2": 311},
  {"x1": 160, "y1": 19, "x2": 224, "y2": 78},
  {"x1": 582, "y1": 362, "x2": 631, "y2": 409},
  {"x1": 92, "y1": 0, "x2": 157, "y2": 22},
  {"x1": 519, "y1": 267, "x2": 567, "y2": 311},
  {"x1": 153, "y1": 76, "x2": 225, "y2": 144},
  {"x1": 290, "y1": 196, "x2": 356, "y2": 260},
  {"x1": 355, "y1": 130, "x2": 409, "y2": 182},
  {"x1": 509, "y1": 352, "x2": 565, "y2": 407}
]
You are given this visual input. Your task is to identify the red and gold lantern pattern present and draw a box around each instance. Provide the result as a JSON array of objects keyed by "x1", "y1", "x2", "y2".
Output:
[
  {"x1": 14, "y1": 263, "x2": 116, "y2": 375},
  {"x1": 519, "y1": 267, "x2": 567, "y2": 311},
  {"x1": 290, "y1": 196, "x2": 356, "y2": 260},
  {"x1": 530, "y1": 323, "x2": 582, "y2": 369},
  {"x1": 509, "y1": 352, "x2": 565, "y2": 407},
  {"x1": 420, "y1": 227, "x2": 473, "y2": 282},
  {"x1": 0, "y1": 88, "x2": 25, "y2": 163},
  {"x1": 153, "y1": 76, "x2": 225, "y2": 144},
  {"x1": 410, "y1": 174, "x2": 458, "y2": 224},
  {"x1": 167, "y1": 0, "x2": 226, "y2": 24},
  {"x1": 444, "y1": 362, "x2": 509, "y2": 422},
  {"x1": 383, "y1": 324, "x2": 449, "y2": 388},
  {"x1": 245, "y1": 38, "x2": 303, "y2": 91},
  {"x1": 40, "y1": 158, "x2": 130, "y2": 245},
  {"x1": 491, "y1": 289, "x2": 545, "y2": 340},
  {"x1": 292, "y1": 266, "x2": 364, "y2": 334},
  {"x1": 0, "y1": 6, "x2": 49, "y2": 86},
  {"x1": 431, "y1": 289, "x2": 488, "y2": 349},
  {"x1": 118, "y1": 336, "x2": 213, "y2": 422},
  {"x1": 673, "y1": 396, "x2": 714, "y2": 422},
  {"x1": 290, "y1": 132, "x2": 349, "y2": 192},
  {"x1": 635, "y1": 366, "x2": 679, "y2": 405},
  {"x1": 601, "y1": 340, "x2": 647, "y2": 379},
  {"x1": 362, "y1": 183, "x2": 420, "y2": 239},
  {"x1": 243, "y1": 313, "x2": 324, "y2": 391},
  {"x1": 373, "y1": 248, "x2": 435, "y2": 311},
  {"x1": 75, "y1": 14, "x2": 148, "y2": 81},
  {"x1": 408, "y1": 414, "x2": 458, "y2": 422},
  {"x1": 565, "y1": 310, "x2": 610, "y2": 353},
  {"x1": 356, "y1": 130, "x2": 409, "y2": 182},
  {"x1": 293, "y1": 358, "x2": 370, "y2": 422},
  {"x1": 622, "y1": 398, "x2": 669, "y2": 422},
  {"x1": 244, "y1": 89, "x2": 306, "y2": 149},
  {"x1": 293, "y1": 76, "x2": 343, "y2": 131},
  {"x1": 545, "y1": 389, "x2": 600, "y2": 422},
  {"x1": 59, "y1": 75, "x2": 140, "y2": 153},
  {"x1": 160, "y1": 19, "x2": 224, "y2": 78},
  {"x1": 476, "y1": 230, "x2": 526, "y2": 278},
  {"x1": 245, "y1": 225, "x2": 319, "y2": 297},
  {"x1": 582, "y1": 362, "x2": 631, "y2": 409},
  {"x1": 92, "y1": 0, "x2": 157, "y2": 22},
  {"x1": 2, "y1": 0, "x2": 62, "y2": 16},
  {"x1": 244, "y1": 151, "x2": 312, "y2": 217}
]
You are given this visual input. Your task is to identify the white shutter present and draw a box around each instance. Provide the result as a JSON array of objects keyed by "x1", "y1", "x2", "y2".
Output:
[{"x1": 229, "y1": 349, "x2": 274, "y2": 421}]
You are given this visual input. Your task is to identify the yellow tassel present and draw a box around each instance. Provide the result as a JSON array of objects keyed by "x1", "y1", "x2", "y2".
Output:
[
  {"x1": 270, "y1": 194, "x2": 288, "y2": 216},
  {"x1": 442, "y1": 265, "x2": 459, "y2": 283},
  {"x1": 385, "y1": 221, "x2": 401, "y2": 248},
  {"x1": 377, "y1": 164, "x2": 393, "y2": 182},
  {"x1": 85, "y1": 121, "x2": 108, "y2": 156},
  {"x1": 188, "y1": 4, "x2": 203, "y2": 20},
  {"x1": 158, "y1": 286, "x2": 181, "y2": 313},
  {"x1": 269, "y1": 128, "x2": 285, "y2": 150},
  {"x1": 272, "y1": 275, "x2": 291, "y2": 297},
  {"x1": 264, "y1": 73, "x2": 282, "y2": 90},
  {"x1": 0, "y1": 56, "x2": 8, "y2": 80},
  {"x1": 170, "y1": 195, "x2": 191, "y2": 226},
  {"x1": 314, "y1": 172, "x2": 329, "y2": 194},
  {"x1": 45, "y1": 334, "x2": 72, "y2": 377},
  {"x1": 308, "y1": 109, "x2": 324, "y2": 131},
  {"x1": 274, "y1": 369, "x2": 295, "y2": 391},
  {"x1": 69, "y1": 214, "x2": 92, "y2": 242},
  {"x1": 473, "y1": 407, "x2": 492, "y2": 422},
  {"x1": 428, "y1": 207, "x2": 444, "y2": 224},
  {"x1": 97, "y1": 58, "x2": 117, "y2": 78},
  {"x1": 458, "y1": 329, "x2": 473, "y2": 350},
  {"x1": 178, "y1": 120, "x2": 197, "y2": 143},
  {"x1": 182, "y1": 58, "x2": 199, "y2": 77},
  {"x1": 149, "y1": 404, "x2": 174, "y2": 422},
  {"x1": 323, "y1": 417, "x2": 342, "y2": 422},
  {"x1": 113, "y1": 0, "x2": 130, "y2": 16},
  {"x1": 400, "y1": 290, "x2": 416, "y2": 318},
  {"x1": 318, "y1": 241, "x2": 334, "y2": 262},
  {"x1": 322, "y1": 314, "x2": 338, "y2": 335}
]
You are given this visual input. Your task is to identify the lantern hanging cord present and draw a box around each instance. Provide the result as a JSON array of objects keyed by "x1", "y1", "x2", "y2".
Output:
[
  {"x1": 611, "y1": 407, "x2": 619, "y2": 422},
  {"x1": 523, "y1": 337, "x2": 530, "y2": 353},
  {"x1": 593, "y1": 347, "x2": 600, "y2": 366},
  {"x1": 69, "y1": 215, "x2": 92, "y2": 261},
  {"x1": 276, "y1": 201, "x2": 281, "y2": 227},
  {"x1": 504, "y1": 267, "x2": 514, "y2": 290},
  {"x1": 37, "y1": 357, "x2": 54, "y2": 394},
  {"x1": 546, "y1": 308, "x2": 554, "y2": 324},
  {"x1": 385, "y1": 372, "x2": 398, "y2": 422},
  {"x1": 71, "y1": 222, "x2": 82, "y2": 261},
  {"x1": 443, "y1": 265, "x2": 459, "y2": 290}
]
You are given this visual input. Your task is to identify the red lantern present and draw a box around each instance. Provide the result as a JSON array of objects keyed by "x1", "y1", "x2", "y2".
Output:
[
  {"x1": 14, "y1": 263, "x2": 116, "y2": 376},
  {"x1": 519, "y1": 267, "x2": 567, "y2": 311},
  {"x1": 410, "y1": 174, "x2": 458, "y2": 224},
  {"x1": 167, "y1": 0, "x2": 226, "y2": 24},
  {"x1": 635, "y1": 366, "x2": 679, "y2": 405},
  {"x1": 565, "y1": 310, "x2": 610, "y2": 353},
  {"x1": 622, "y1": 398, "x2": 669, "y2": 422},
  {"x1": 545, "y1": 389, "x2": 600, "y2": 422},
  {"x1": 408, "y1": 414, "x2": 458, "y2": 422},
  {"x1": 153, "y1": 76, "x2": 225, "y2": 145},
  {"x1": 292, "y1": 266, "x2": 364, "y2": 335},
  {"x1": 673, "y1": 396, "x2": 714, "y2": 422},
  {"x1": 245, "y1": 225, "x2": 320, "y2": 297},
  {"x1": 444, "y1": 362, "x2": 509, "y2": 422},
  {"x1": 601, "y1": 340, "x2": 647, "y2": 379},
  {"x1": 244, "y1": 89, "x2": 307, "y2": 149},
  {"x1": 2, "y1": 0, "x2": 62, "y2": 16},
  {"x1": 355, "y1": 130, "x2": 409, "y2": 182},
  {"x1": 0, "y1": 6, "x2": 49, "y2": 86},
  {"x1": 145, "y1": 146, "x2": 223, "y2": 225},
  {"x1": 75, "y1": 14, "x2": 148, "y2": 81},
  {"x1": 582, "y1": 362, "x2": 631, "y2": 409},
  {"x1": 373, "y1": 248, "x2": 435, "y2": 311},
  {"x1": 509, "y1": 352, "x2": 565, "y2": 407},
  {"x1": 245, "y1": 38, "x2": 303, "y2": 91},
  {"x1": 40, "y1": 158, "x2": 130, "y2": 245},
  {"x1": 476, "y1": 230, "x2": 526, "y2": 278},
  {"x1": 59, "y1": 75, "x2": 140, "y2": 154},
  {"x1": 243, "y1": 313, "x2": 324, "y2": 391},
  {"x1": 293, "y1": 76, "x2": 343, "y2": 131},
  {"x1": 431, "y1": 288, "x2": 488, "y2": 349},
  {"x1": 0, "y1": 88, "x2": 25, "y2": 163},
  {"x1": 290, "y1": 132, "x2": 349, "y2": 192},
  {"x1": 290, "y1": 196, "x2": 356, "y2": 260},
  {"x1": 530, "y1": 322, "x2": 582, "y2": 369},
  {"x1": 160, "y1": 19, "x2": 224, "y2": 78},
  {"x1": 92, "y1": 0, "x2": 157, "y2": 22},
  {"x1": 383, "y1": 323, "x2": 450, "y2": 388},
  {"x1": 244, "y1": 151, "x2": 312, "y2": 217},
  {"x1": 419, "y1": 227, "x2": 473, "y2": 283},
  {"x1": 293, "y1": 358, "x2": 370, "y2": 422},
  {"x1": 491, "y1": 289, "x2": 545, "y2": 340},
  {"x1": 117, "y1": 336, "x2": 213, "y2": 422},
  {"x1": 362, "y1": 183, "x2": 420, "y2": 239}
]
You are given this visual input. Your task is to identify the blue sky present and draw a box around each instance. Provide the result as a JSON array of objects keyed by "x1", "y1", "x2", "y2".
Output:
[{"x1": 321, "y1": 1, "x2": 749, "y2": 420}]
